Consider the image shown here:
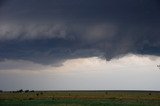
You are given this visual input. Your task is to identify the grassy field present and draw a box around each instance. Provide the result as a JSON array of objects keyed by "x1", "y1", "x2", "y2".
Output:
[{"x1": 0, "y1": 91, "x2": 160, "y2": 106}]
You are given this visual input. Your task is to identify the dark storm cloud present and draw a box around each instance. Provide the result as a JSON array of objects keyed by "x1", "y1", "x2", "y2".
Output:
[
  {"x1": 0, "y1": 0, "x2": 160, "y2": 65},
  {"x1": 1, "y1": 0, "x2": 160, "y2": 22},
  {"x1": 0, "y1": 0, "x2": 6, "y2": 6}
]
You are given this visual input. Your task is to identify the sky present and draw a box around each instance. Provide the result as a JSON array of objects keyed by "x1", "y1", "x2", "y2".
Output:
[{"x1": 0, "y1": 0, "x2": 160, "y2": 91}]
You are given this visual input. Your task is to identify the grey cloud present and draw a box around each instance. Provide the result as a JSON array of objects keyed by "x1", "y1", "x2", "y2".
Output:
[
  {"x1": 0, "y1": 22, "x2": 159, "y2": 66},
  {"x1": 0, "y1": 22, "x2": 118, "y2": 42},
  {"x1": 0, "y1": 0, "x2": 159, "y2": 68},
  {"x1": 0, "y1": 23, "x2": 67, "y2": 40},
  {"x1": 82, "y1": 23, "x2": 118, "y2": 43},
  {"x1": 1, "y1": 0, "x2": 159, "y2": 22}
]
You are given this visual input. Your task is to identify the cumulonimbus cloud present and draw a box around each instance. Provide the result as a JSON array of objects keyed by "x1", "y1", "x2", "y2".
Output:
[
  {"x1": 0, "y1": 0, "x2": 159, "y2": 66},
  {"x1": 0, "y1": 21, "x2": 159, "y2": 65}
]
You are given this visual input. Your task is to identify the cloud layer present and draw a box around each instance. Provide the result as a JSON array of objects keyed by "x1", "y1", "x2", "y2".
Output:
[{"x1": 0, "y1": 0, "x2": 160, "y2": 65}]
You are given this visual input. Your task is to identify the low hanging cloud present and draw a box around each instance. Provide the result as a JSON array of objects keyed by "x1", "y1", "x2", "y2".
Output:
[
  {"x1": 0, "y1": 0, "x2": 160, "y2": 67},
  {"x1": 0, "y1": 22, "x2": 159, "y2": 66},
  {"x1": 0, "y1": 23, "x2": 67, "y2": 40}
]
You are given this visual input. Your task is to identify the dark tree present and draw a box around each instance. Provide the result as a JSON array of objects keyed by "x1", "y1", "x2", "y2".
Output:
[
  {"x1": 25, "y1": 90, "x2": 29, "y2": 93},
  {"x1": 17, "y1": 89, "x2": 23, "y2": 93},
  {"x1": 30, "y1": 90, "x2": 35, "y2": 92}
]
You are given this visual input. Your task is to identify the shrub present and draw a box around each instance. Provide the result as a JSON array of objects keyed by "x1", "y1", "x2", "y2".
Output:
[
  {"x1": 40, "y1": 92, "x2": 43, "y2": 95},
  {"x1": 25, "y1": 90, "x2": 29, "y2": 93},
  {"x1": 17, "y1": 89, "x2": 23, "y2": 93},
  {"x1": 30, "y1": 90, "x2": 35, "y2": 92}
]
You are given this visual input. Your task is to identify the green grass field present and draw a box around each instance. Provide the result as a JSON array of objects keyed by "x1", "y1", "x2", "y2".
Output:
[{"x1": 0, "y1": 91, "x2": 160, "y2": 106}]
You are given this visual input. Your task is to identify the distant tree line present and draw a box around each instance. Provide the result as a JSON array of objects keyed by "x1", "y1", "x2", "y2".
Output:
[
  {"x1": 11, "y1": 89, "x2": 35, "y2": 93},
  {"x1": 0, "y1": 89, "x2": 36, "y2": 93}
]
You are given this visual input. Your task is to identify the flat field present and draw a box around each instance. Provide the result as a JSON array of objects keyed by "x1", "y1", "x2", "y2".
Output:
[{"x1": 0, "y1": 91, "x2": 160, "y2": 106}]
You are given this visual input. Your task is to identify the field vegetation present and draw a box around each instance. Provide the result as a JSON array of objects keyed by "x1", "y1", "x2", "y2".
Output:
[{"x1": 0, "y1": 90, "x2": 160, "y2": 106}]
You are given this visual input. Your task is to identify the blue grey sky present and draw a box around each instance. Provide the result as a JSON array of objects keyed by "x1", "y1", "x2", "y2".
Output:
[{"x1": 0, "y1": 0, "x2": 160, "y2": 91}]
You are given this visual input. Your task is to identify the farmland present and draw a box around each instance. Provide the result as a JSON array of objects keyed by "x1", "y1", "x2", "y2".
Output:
[{"x1": 0, "y1": 90, "x2": 160, "y2": 106}]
